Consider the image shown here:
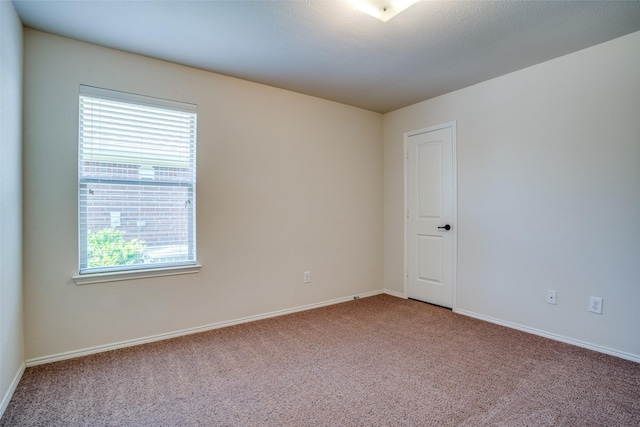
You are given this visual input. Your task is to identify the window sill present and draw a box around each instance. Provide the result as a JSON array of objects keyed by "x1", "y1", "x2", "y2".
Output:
[{"x1": 72, "y1": 264, "x2": 201, "y2": 285}]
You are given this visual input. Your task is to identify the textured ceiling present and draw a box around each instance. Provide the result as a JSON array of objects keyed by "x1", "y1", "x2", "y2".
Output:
[{"x1": 12, "y1": 0, "x2": 640, "y2": 113}]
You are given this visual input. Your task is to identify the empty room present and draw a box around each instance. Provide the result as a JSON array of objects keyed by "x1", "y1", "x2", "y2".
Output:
[{"x1": 1, "y1": 0, "x2": 639, "y2": 425}]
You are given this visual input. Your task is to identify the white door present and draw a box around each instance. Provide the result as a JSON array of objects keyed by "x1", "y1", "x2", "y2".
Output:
[{"x1": 405, "y1": 123, "x2": 456, "y2": 308}]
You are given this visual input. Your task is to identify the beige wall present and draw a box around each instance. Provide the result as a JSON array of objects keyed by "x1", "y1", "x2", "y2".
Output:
[
  {"x1": 23, "y1": 30, "x2": 383, "y2": 361},
  {"x1": 384, "y1": 31, "x2": 640, "y2": 359},
  {"x1": 0, "y1": 0, "x2": 25, "y2": 412}
]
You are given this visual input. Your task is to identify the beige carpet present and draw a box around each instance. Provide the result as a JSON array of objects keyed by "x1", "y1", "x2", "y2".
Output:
[{"x1": 2, "y1": 294, "x2": 639, "y2": 426}]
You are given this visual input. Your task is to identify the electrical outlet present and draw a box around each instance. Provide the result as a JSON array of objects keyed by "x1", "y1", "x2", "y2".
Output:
[
  {"x1": 304, "y1": 271, "x2": 311, "y2": 284},
  {"x1": 546, "y1": 290, "x2": 557, "y2": 305},
  {"x1": 589, "y1": 296, "x2": 603, "y2": 314}
]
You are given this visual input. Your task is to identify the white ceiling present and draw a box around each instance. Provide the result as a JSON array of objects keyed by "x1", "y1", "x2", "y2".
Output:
[{"x1": 12, "y1": 0, "x2": 640, "y2": 113}]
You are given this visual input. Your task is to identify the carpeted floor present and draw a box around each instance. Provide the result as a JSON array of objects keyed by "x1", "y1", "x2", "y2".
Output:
[{"x1": 2, "y1": 294, "x2": 639, "y2": 426}]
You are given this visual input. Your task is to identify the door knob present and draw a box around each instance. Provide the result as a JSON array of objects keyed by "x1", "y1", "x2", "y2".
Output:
[{"x1": 438, "y1": 224, "x2": 451, "y2": 231}]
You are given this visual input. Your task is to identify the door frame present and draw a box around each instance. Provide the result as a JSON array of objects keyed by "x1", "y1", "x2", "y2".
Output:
[{"x1": 403, "y1": 121, "x2": 458, "y2": 309}]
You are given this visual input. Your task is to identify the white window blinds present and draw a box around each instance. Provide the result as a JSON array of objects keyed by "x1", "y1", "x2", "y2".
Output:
[{"x1": 78, "y1": 85, "x2": 197, "y2": 274}]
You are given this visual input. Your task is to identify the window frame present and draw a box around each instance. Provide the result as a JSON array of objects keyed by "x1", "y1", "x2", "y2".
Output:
[{"x1": 73, "y1": 85, "x2": 200, "y2": 285}]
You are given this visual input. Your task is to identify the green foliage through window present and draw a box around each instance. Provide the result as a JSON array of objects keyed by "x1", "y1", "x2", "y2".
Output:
[{"x1": 87, "y1": 228, "x2": 146, "y2": 268}]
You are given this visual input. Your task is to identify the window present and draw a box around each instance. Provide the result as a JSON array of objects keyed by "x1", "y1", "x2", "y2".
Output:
[{"x1": 77, "y1": 85, "x2": 197, "y2": 280}]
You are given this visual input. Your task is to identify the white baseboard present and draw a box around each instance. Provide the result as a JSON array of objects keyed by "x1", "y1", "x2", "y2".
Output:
[
  {"x1": 26, "y1": 290, "x2": 385, "y2": 367},
  {"x1": 455, "y1": 308, "x2": 640, "y2": 364},
  {"x1": 0, "y1": 362, "x2": 25, "y2": 419},
  {"x1": 383, "y1": 289, "x2": 406, "y2": 299}
]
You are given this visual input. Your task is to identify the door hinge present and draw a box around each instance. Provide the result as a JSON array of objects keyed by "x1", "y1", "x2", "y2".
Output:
[
  {"x1": 406, "y1": 150, "x2": 409, "y2": 160},
  {"x1": 406, "y1": 209, "x2": 409, "y2": 219}
]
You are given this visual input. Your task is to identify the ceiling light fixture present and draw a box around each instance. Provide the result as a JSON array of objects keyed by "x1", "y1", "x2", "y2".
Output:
[{"x1": 354, "y1": 0, "x2": 420, "y2": 22}]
